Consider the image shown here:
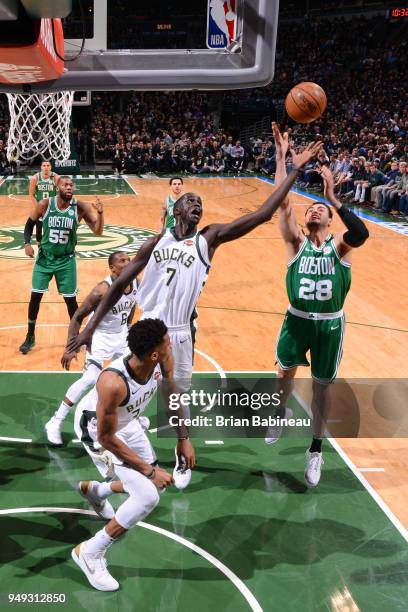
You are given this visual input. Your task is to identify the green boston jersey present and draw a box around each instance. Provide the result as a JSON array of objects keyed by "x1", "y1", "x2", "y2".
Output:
[
  {"x1": 34, "y1": 172, "x2": 57, "y2": 202},
  {"x1": 286, "y1": 235, "x2": 351, "y2": 314},
  {"x1": 40, "y1": 196, "x2": 78, "y2": 259},
  {"x1": 165, "y1": 195, "x2": 176, "y2": 229}
]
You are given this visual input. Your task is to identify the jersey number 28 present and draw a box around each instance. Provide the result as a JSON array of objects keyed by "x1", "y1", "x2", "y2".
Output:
[{"x1": 299, "y1": 278, "x2": 332, "y2": 301}]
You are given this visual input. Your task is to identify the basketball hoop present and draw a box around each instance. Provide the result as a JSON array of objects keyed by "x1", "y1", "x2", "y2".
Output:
[{"x1": 6, "y1": 90, "x2": 73, "y2": 162}]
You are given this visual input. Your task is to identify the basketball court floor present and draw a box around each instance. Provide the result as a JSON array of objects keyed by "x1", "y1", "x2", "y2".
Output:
[{"x1": 0, "y1": 174, "x2": 407, "y2": 610}]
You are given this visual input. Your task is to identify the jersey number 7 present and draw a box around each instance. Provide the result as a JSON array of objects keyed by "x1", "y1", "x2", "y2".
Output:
[{"x1": 166, "y1": 267, "x2": 176, "y2": 286}]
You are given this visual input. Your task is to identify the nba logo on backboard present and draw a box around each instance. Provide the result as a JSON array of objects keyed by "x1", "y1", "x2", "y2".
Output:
[{"x1": 207, "y1": 0, "x2": 238, "y2": 49}]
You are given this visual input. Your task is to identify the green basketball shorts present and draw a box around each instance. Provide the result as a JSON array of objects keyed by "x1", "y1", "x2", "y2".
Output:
[
  {"x1": 276, "y1": 310, "x2": 345, "y2": 383},
  {"x1": 32, "y1": 254, "x2": 78, "y2": 297}
]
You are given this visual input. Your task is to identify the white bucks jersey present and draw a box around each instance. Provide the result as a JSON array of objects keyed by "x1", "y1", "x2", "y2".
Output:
[
  {"x1": 89, "y1": 276, "x2": 138, "y2": 333},
  {"x1": 79, "y1": 356, "x2": 161, "y2": 432},
  {"x1": 137, "y1": 229, "x2": 211, "y2": 327},
  {"x1": 106, "y1": 356, "x2": 161, "y2": 430}
]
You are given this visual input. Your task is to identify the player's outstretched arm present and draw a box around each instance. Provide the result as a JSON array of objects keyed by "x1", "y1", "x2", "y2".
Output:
[
  {"x1": 272, "y1": 122, "x2": 304, "y2": 249},
  {"x1": 78, "y1": 197, "x2": 104, "y2": 236},
  {"x1": 320, "y1": 166, "x2": 369, "y2": 258},
  {"x1": 97, "y1": 372, "x2": 174, "y2": 488},
  {"x1": 66, "y1": 234, "x2": 163, "y2": 353},
  {"x1": 61, "y1": 282, "x2": 108, "y2": 370},
  {"x1": 202, "y1": 141, "x2": 322, "y2": 257}
]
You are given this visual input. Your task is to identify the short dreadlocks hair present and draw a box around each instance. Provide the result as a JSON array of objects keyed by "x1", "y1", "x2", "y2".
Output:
[{"x1": 127, "y1": 318, "x2": 168, "y2": 359}]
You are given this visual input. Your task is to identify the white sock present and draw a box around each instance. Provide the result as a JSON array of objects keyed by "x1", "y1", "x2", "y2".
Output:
[
  {"x1": 54, "y1": 401, "x2": 71, "y2": 421},
  {"x1": 84, "y1": 527, "x2": 115, "y2": 555},
  {"x1": 94, "y1": 481, "x2": 113, "y2": 500}
]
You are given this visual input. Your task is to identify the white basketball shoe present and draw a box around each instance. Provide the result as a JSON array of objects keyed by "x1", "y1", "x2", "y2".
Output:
[
  {"x1": 45, "y1": 416, "x2": 63, "y2": 446},
  {"x1": 173, "y1": 448, "x2": 192, "y2": 490},
  {"x1": 78, "y1": 481, "x2": 115, "y2": 520},
  {"x1": 71, "y1": 543, "x2": 119, "y2": 591},
  {"x1": 304, "y1": 450, "x2": 324, "y2": 487}
]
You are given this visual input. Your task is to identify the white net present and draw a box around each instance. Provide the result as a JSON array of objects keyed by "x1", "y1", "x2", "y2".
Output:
[{"x1": 6, "y1": 91, "x2": 74, "y2": 162}]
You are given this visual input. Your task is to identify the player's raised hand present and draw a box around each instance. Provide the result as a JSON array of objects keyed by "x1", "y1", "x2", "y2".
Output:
[
  {"x1": 24, "y1": 244, "x2": 35, "y2": 258},
  {"x1": 92, "y1": 197, "x2": 103, "y2": 214},
  {"x1": 318, "y1": 165, "x2": 336, "y2": 203},
  {"x1": 61, "y1": 349, "x2": 78, "y2": 371},
  {"x1": 272, "y1": 122, "x2": 289, "y2": 161},
  {"x1": 177, "y1": 439, "x2": 196, "y2": 469},
  {"x1": 290, "y1": 141, "x2": 323, "y2": 168}
]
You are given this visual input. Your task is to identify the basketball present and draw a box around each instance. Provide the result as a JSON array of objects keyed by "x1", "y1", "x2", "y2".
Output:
[{"x1": 285, "y1": 82, "x2": 327, "y2": 123}]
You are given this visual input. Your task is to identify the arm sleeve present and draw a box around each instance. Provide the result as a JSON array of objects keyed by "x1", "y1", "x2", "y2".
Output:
[
  {"x1": 337, "y1": 206, "x2": 369, "y2": 248},
  {"x1": 24, "y1": 217, "x2": 36, "y2": 245}
]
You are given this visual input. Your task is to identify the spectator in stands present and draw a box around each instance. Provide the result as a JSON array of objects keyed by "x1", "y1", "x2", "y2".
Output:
[
  {"x1": 375, "y1": 161, "x2": 401, "y2": 209},
  {"x1": 383, "y1": 162, "x2": 408, "y2": 214},
  {"x1": 364, "y1": 162, "x2": 387, "y2": 206},
  {"x1": 230, "y1": 140, "x2": 245, "y2": 173},
  {"x1": 212, "y1": 151, "x2": 225, "y2": 173},
  {"x1": 260, "y1": 140, "x2": 275, "y2": 175},
  {"x1": 191, "y1": 150, "x2": 211, "y2": 174},
  {"x1": 353, "y1": 159, "x2": 370, "y2": 203},
  {"x1": 221, "y1": 136, "x2": 233, "y2": 171}
]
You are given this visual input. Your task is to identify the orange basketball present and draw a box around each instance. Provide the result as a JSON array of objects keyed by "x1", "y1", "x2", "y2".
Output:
[{"x1": 285, "y1": 82, "x2": 327, "y2": 124}]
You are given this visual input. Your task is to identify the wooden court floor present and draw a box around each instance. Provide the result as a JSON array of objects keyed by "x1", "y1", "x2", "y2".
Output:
[{"x1": 0, "y1": 175, "x2": 407, "y2": 529}]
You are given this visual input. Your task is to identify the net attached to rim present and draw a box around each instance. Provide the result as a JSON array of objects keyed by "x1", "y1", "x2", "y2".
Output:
[{"x1": 6, "y1": 91, "x2": 74, "y2": 162}]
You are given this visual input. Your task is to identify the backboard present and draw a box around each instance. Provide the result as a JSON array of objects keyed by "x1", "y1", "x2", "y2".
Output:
[{"x1": 0, "y1": 0, "x2": 279, "y2": 93}]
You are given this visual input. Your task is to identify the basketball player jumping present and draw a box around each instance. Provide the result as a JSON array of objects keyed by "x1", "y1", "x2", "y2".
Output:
[
  {"x1": 267, "y1": 123, "x2": 369, "y2": 486},
  {"x1": 45, "y1": 251, "x2": 138, "y2": 446},
  {"x1": 65, "y1": 141, "x2": 322, "y2": 482},
  {"x1": 160, "y1": 176, "x2": 184, "y2": 230},
  {"x1": 20, "y1": 176, "x2": 104, "y2": 354},
  {"x1": 70, "y1": 318, "x2": 195, "y2": 592}
]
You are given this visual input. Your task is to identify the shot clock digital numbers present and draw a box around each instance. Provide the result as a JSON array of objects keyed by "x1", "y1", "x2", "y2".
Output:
[{"x1": 390, "y1": 7, "x2": 408, "y2": 17}]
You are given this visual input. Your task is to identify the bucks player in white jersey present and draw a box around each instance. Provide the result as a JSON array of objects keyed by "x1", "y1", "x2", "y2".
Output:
[
  {"x1": 70, "y1": 319, "x2": 195, "y2": 592},
  {"x1": 29, "y1": 160, "x2": 59, "y2": 245},
  {"x1": 65, "y1": 140, "x2": 323, "y2": 481},
  {"x1": 45, "y1": 251, "x2": 137, "y2": 446},
  {"x1": 160, "y1": 176, "x2": 184, "y2": 230},
  {"x1": 267, "y1": 123, "x2": 369, "y2": 487}
]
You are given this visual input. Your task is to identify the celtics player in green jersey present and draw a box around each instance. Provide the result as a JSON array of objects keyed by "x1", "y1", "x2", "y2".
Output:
[
  {"x1": 160, "y1": 177, "x2": 184, "y2": 230},
  {"x1": 29, "y1": 160, "x2": 59, "y2": 245},
  {"x1": 19, "y1": 176, "x2": 104, "y2": 354},
  {"x1": 267, "y1": 123, "x2": 369, "y2": 487}
]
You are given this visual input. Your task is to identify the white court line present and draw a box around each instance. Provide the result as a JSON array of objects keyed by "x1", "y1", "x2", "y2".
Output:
[
  {"x1": 0, "y1": 436, "x2": 32, "y2": 443},
  {"x1": 122, "y1": 175, "x2": 139, "y2": 195},
  {"x1": 0, "y1": 507, "x2": 262, "y2": 612},
  {"x1": 194, "y1": 348, "x2": 226, "y2": 379},
  {"x1": 357, "y1": 468, "x2": 386, "y2": 473},
  {"x1": 293, "y1": 391, "x2": 408, "y2": 542},
  {"x1": 205, "y1": 440, "x2": 224, "y2": 445}
]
